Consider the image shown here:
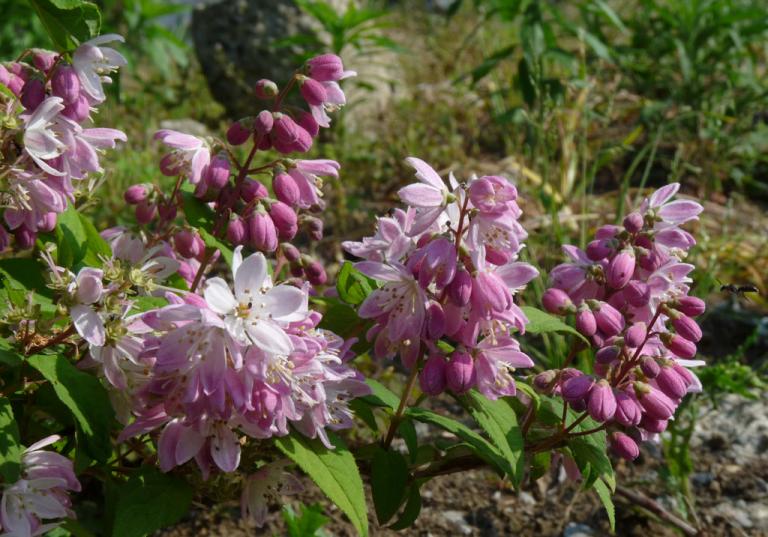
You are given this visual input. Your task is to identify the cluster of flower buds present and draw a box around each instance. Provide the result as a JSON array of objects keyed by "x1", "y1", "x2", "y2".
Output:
[
  {"x1": 0, "y1": 36, "x2": 127, "y2": 249},
  {"x1": 538, "y1": 183, "x2": 705, "y2": 459},
  {"x1": 0, "y1": 436, "x2": 81, "y2": 536},
  {"x1": 344, "y1": 158, "x2": 538, "y2": 399}
]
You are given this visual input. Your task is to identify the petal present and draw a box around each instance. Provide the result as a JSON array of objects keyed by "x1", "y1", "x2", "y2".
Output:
[
  {"x1": 234, "y1": 252, "x2": 267, "y2": 302},
  {"x1": 246, "y1": 321, "x2": 293, "y2": 355},
  {"x1": 648, "y1": 183, "x2": 680, "y2": 208},
  {"x1": 263, "y1": 285, "x2": 307, "y2": 321},
  {"x1": 204, "y1": 278, "x2": 237, "y2": 314},
  {"x1": 354, "y1": 261, "x2": 402, "y2": 281},
  {"x1": 657, "y1": 199, "x2": 703, "y2": 223},
  {"x1": 495, "y1": 262, "x2": 539, "y2": 290},
  {"x1": 397, "y1": 183, "x2": 444, "y2": 208},
  {"x1": 405, "y1": 157, "x2": 446, "y2": 190},
  {"x1": 71, "y1": 304, "x2": 105, "y2": 346},
  {"x1": 211, "y1": 426, "x2": 241, "y2": 472}
]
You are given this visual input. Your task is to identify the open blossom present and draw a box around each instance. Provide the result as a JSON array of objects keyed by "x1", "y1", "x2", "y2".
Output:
[
  {"x1": 0, "y1": 436, "x2": 81, "y2": 537},
  {"x1": 154, "y1": 129, "x2": 211, "y2": 184},
  {"x1": 241, "y1": 461, "x2": 303, "y2": 527},
  {"x1": 72, "y1": 34, "x2": 127, "y2": 102},
  {"x1": 22, "y1": 97, "x2": 67, "y2": 175},
  {"x1": 397, "y1": 157, "x2": 451, "y2": 234}
]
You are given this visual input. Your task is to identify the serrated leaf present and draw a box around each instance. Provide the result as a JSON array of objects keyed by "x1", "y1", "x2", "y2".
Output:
[
  {"x1": 336, "y1": 262, "x2": 374, "y2": 305},
  {"x1": 592, "y1": 478, "x2": 615, "y2": 530},
  {"x1": 461, "y1": 391, "x2": 524, "y2": 485},
  {"x1": 29, "y1": 0, "x2": 101, "y2": 51},
  {"x1": 521, "y1": 306, "x2": 590, "y2": 344},
  {"x1": 54, "y1": 206, "x2": 111, "y2": 269},
  {"x1": 388, "y1": 483, "x2": 422, "y2": 530},
  {"x1": 112, "y1": 467, "x2": 193, "y2": 537},
  {"x1": 0, "y1": 258, "x2": 56, "y2": 310},
  {"x1": 275, "y1": 432, "x2": 368, "y2": 536},
  {"x1": 0, "y1": 397, "x2": 23, "y2": 483},
  {"x1": 28, "y1": 354, "x2": 115, "y2": 462},
  {"x1": 371, "y1": 447, "x2": 410, "y2": 524},
  {"x1": 0, "y1": 339, "x2": 24, "y2": 368},
  {"x1": 361, "y1": 378, "x2": 399, "y2": 410}
]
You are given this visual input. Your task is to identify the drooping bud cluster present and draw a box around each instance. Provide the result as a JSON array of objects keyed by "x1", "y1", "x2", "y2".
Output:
[
  {"x1": 538, "y1": 183, "x2": 705, "y2": 458},
  {"x1": 343, "y1": 158, "x2": 538, "y2": 399},
  {"x1": 0, "y1": 36, "x2": 126, "y2": 250},
  {"x1": 0, "y1": 436, "x2": 81, "y2": 536}
]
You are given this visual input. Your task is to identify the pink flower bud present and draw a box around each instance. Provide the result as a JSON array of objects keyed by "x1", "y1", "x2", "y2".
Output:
[
  {"x1": 51, "y1": 65, "x2": 80, "y2": 104},
  {"x1": 271, "y1": 113, "x2": 308, "y2": 154},
  {"x1": 21, "y1": 79, "x2": 45, "y2": 110},
  {"x1": 248, "y1": 212, "x2": 278, "y2": 252},
  {"x1": 447, "y1": 269, "x2": 472, "y2": 307},
  {"x1": 158, "y1": 203, "x2": 177, "y2": 222},
  {"x1": 273, "y1": 172, "x2": 299, "y2": 206},
  {"x1": 533, "y1": 370, "x2": 557, "y2": 393},
  {"x1": 586, "y1": 239, "x2": 612, "y2": 261},
  {"x1": 124, "y1": 184, "x2": 148, "y2": 205},
  {"x1": 663, "y1": 333, "x2": 697, "y2": 358},
  {"x1": 297, "y1": 111, "x2": 319, "y2": 137},
  {"x1": 562, "y1": 374, "x2": 594, "y2": 403},
  {"x1": 594, "y1": 302, "x2": 625, "y2": 336},
  {"x1": 625, "y1": 322, "x2": 647, "y2": 348},
  {"x1": 175, "y1": 230, "x2": 204, "y2": 259},
  {"x1": 419, "y1": 355, "x2": 447, "y2": 396},
  {"x1": 640, "y1": 416, "x2": 668, "y2": 434},
  {"x1": 281, "y1": 243, "x2": 301, "y2": 262},
  {"x1": 241, "y1": 179, "x2": 268, "y2": 202},
  {"x1": 640, "y1": 356, "x2": 660, "y2": 379},
  {"x1": 674, "y1": 296, "x2": 705, "y2": 317},
  {"x1": 33, "y1": 51, "x2": 57, "y2": 72},
  {"x1": 446, "y1": 351, "x2": 475, "y2": 395},
  {"x1": 634, "y1": 382, "x2": 676, "y2": 420},
  {"x1": 426, "y1": 301, "x2": 446, "y2": 340},
  {"x1": 588, "y1": 380, "x2": 616, "y2": 422},
  {"x1": 227, "y1": 217, "x2": 248, "y2": 245},
  {"x1": 0, "y1": 65, "x2": 9, "y2": 86},
  {"x1": 614, "y1": 391, "x2": 642, "y2": 426},
  {"x1": 575, "y1": 307, "x2": 597, "y2": 337},
  {"x1": 5, "y1": 74, "x2": 23, "y2": 96},
  {"x1": 227, "y1": 120, "x2": 251, "y2": 146},
  {"x1": 306, "y1": 54, "x2": 346, "y2": 82},
  {"x1": 595, "y1": 225, "x2": 620, "y2": 240},
  {"x1": 62, "y1": 94, "x2": 90, "y2": 122},
  {"x1": 135, "y1": 202, "x2": 157, "y2": 225},
  {"x1": 623, "y1": 211, "x2": 644, "y2": 233},
  {"x1": 671, "y1": 314, "x2": 702, "y2": 342},
  {"x1": 610, "y1": 432, "x2": 639, "y2": 460},
  {"x1": 304, "y1": 216, "x2": 323, "y2": 241},
  {"x1": 468, "y1": 176, "x2": 516, "y2": 213},
  {"x1": 607, "y1": 249, "x2": 635, "y2": 289},
  {"x1": 269, "y1": 202, "x2": 298, "y2": 240},
  {"x1": 656, "y1": 364, "x2": 688, "y2": 399},
  {"x1": 485, "y1": 247, "x2": 510, "y2": 265},
  {"x1": 14, "y1": 227, "x2": 36, "y2": 249},
  {"x1": 254, "y1": 79, "x2": 279, "y2": 99},
  {"x1": 300, "y1": 77, "x2": 328, "y2": 106},
  {"x1": 595, "y1": 345, "x2": 620, "y2": 364},
  {"x1": 38, "y1": 212, "x2": 57, "y2": 232},
  {"x1": 306, "y1": 260, "x2": 327, "y2": 285},
  {"x1": 205, "y1": 155, "x2": 230, "y2": 190},
  {"x1": 254, "y1": 110, "x2": 274, "y2": 137},
  {"x1": 624, "y1": 280, "x2": 650, "y2": 307},
  {"x1": 418, "y1": 238, "x2": 457, "y2": 289},
  {"x1": 542, "y1": 288, "x2": 574, "y2": 315}
]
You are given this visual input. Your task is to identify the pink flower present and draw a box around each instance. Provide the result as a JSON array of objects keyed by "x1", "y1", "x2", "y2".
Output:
[
  {"x1": 306, "y1": 54, "x2": 356, "y2": 82},
  {"x1": 474, "y1": 335, "x2": 533, "y2": 399},
  {"x1": 419, "y1": 354, "x2": 447, "y2": 395},
  {"x1": 241, "y1": 461, "x2": 303, "y2": 527},
  {"x1": 154, "y1": 129, "x2": 211, "y2": 184},
  {"x1": 22, "y1": 97, "x2": 68, "y2": 176},
  {"x1": 397, "y1": 158, "x2": 450, "y2": 234},
  {"x1": 72, "y1": 34, "x2": 127, "y2": 102},
  {"x1": 287, "y1": 159, "x2": 340, "y2": 209}
]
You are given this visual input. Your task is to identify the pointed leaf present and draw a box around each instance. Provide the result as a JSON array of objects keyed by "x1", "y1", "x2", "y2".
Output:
[{"x1": 0, "y1": 397, "x2": 23, "y2": 483}]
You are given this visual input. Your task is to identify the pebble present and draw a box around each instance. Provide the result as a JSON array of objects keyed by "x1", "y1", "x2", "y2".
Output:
[
  {"x1": 563, "y1": 522, "x2": 596, "y2": 537},
  {"x1": 442, "y1": 510, "x2": 473, "y2": 535},
  {"x1": 713, "y1": 503, "x2": 753, "y2": 528}
]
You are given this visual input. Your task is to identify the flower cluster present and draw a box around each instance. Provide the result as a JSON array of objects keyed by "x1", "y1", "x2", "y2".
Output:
[
  {"x1": 0, "y1": 436, "x2": 81, "y2": 537},
  {"x1": 539, "y1": 183, "x2": 705, "y2": 459},
  {"x1": 0, "y1": 36, "x2": 126, "y2": 249},
  {"x1": 344, "y1": 158, "x2": 538, "y2": 399}
]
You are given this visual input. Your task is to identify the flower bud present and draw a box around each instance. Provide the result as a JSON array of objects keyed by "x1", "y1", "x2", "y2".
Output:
[
  {"x1": 663, "y1": 333, "x2": 697, "y2": 359},
  {"x1": 205, "y1": 155, "x2": 230, "y2": 190},
  {"x1": 135, "y1": 202, "x2": 157, "y2": 225},
  {"x1": 485, "y1": 247, "x2": 510, "y2": 265},
  {"x1": 33, "y1": 50, "x2": 57, "y2": 72},
  {"x1": 671, "y1": 314, "x2": 702, "y2": 342},
  {"x1": 588, "y1": 380, "x2": 616, "y2": 422},
  {"x1": 562, "y1": 374, "x2": 594, "y2": 403},
  {"x1": 305, "y1": 260, "x2": 327, "y2": 285},
  {"x1": 303, "y1": 216, "x2": 323, "y2": 241},
  {"x1": 614, "y1": 391, "x2": 642, "y2": 426},
  {"x1": 674, "y1": 296, "x2": 705, "y2": 317},
  {"x1": 124, "y1": 184, "x2": 148, "y2": 205},
  {"x1": 656, "y1": 364, "x2": 688, "y2": 399},
  {"x1": 281, "y1": 243, "x2": 301, "y2": 262},
  {"x1": 595, "y1": 225, "x2": 620, "y2": 240},
  {"x1": 542, "y1": 288, "x2": 574, "y2": 315},
  {"x1": 575, "y1": 306, "x2": 597, "y2": 337},
  {"x1": 174, "y1": 229, "x2": 204, "y2": 259},
  {"x1": 269, "y1": 202, "x2": 298, "y2": 240},
  {"x1": 21, "y1": 79, "x2": 45, "y2": 110},
  {"x1": 625, "y1": 322, "x2": 646, "y2": 348},
  {"x1": 271, "y1": 113, "x2": 306, "y2": 153},
  {"x1": 634, "y1": 382, "x2": 676, "y2": 420},
  {"x1": 306, "y1": 54, "x2": 345, "y2": 82},
  {"x1": 624, "y1": 280, "x2": 650, "y2": 307},
  {"x1": 241, "y1": 179, "x2": 268, "y2": 202},
  {"x1": 297, "y1": 111, "x2": 320, "y2": 137},
  {"x1": 425, "y1": 301, "x2": 446, "y2": 340},
  {"x1": 248, "y1": 212, "x2": 278, "y2": 252},
  {"x1": 623, "y1": 212, "x2": 644, "y2": 233},
  {"x1": 639, "y1": 356, "x2": 660, "y2": 379},
  {"x1": 227, "y1": 120, "x2": 251, "y2": 146},
  {"x1": 640, "y1": 416, "x2": 668, "y2": 434},
  {"x1": 595, "y1": 345, "x2": 620, "y2": 364},
  {"x1": 38, "y1": 212, "x2": 57, "y2": 232},
  {"x1": 607, "y1": 249, "x2": 635, "y2": 289},
  {"x1": 594, "y1": 302, "x2": 625, "y2": 336},
  {"x1": 299, "y1": 76, "x2": 328, "y2": 106},
  {"x1": 51, "y1": 65, "x2": 80, "y2": 104},
  {"x1": 254, "y1": 79, "x2": 279, "y2": 99},
  {"x1": 14, "y1": 227, "x2": 36, "y2": 249},
  {"x1": 227, "y1": 217, "x2": 248, "y2": 245},
  {"x1": 254, "y1": 110, "x2": 274, "y2": 137},
  {"x1": 158, "y1": 203, "x2": 177, "y2": 222},
  {"x1": 447, "y1": 268, "x2": 472, "y2": 307},
  {"x1": 586, "y1": 239, "x2": 612, "y2": 261},
  {"x1": 5, "y1": 74, "x2": 23, "y2": 96},
  {"x1": 273, "y1": 172, "x2": 300, "y2": 206},
  {"x1": 418, "y1": 355, "x2": 448, "y2": 396},
  {"x1": 446, "y1": 352, "x2": 475, "y2": 395},
  {"x1": 610, "y1": 432, "x2": 639, "y2": 460},
  {"x1": 62, "y1": 94, "x2": 90, "y2": 122},
  {"x1": 533, "y1": 370, "x2": 557, "y2": 393}
]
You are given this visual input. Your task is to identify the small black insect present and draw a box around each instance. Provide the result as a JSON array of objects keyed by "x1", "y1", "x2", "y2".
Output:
[{"x1": 720, "y1": 283, "x2": 760, "y2": 298}]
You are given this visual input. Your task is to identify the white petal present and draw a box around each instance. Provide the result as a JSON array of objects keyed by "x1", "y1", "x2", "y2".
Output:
[
  {"x1": 71, "y1": 305, "x2": 105, "y2": 346},
  {"x1": 263, "y1": 285, "x2": 307, "y2": 322},
  {"x1": 204, "y1": 278, "x2": 237, "y2": 314},
  {"x1": 246, "y1": 321, "x2": 293, "y2": 355},
  {"x1": 235, "y1": 252, "x2": 267, "y2": 302}
]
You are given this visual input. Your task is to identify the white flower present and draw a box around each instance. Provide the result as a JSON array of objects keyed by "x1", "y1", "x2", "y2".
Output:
[
  {"x1": 204, "y1": 247, "x2": 307, "y2": 355},
  {"x1": 72, "y1": 34, "x2": 127, "y2": 102},
  {"x1": 22, "y1": 97, "x2": 67, "y2": 176}
]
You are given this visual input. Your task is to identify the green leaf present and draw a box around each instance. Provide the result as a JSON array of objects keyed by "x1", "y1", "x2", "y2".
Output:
[
  {"x1": 283, "y1": 503, "x2": 330, "y2": 537},
  {"x1": 181, "y1": 191, "x2": 233, "y2": 268},
  {"x1": 275, "y1": 432, "x2": 368, "y2": 536},
  {"x1": 405, "y1": 407, "x2": 511, "y2": 476},
  {"x1": 592, "y1": 478, "x2": 615, "y2": 531},
  {"x1": 0, "y1": 258, "x2": 55, "y2": 309},
  {"x1": 29, "y1": 0, "x2": 101, "y2": 51},
  {"x1": 0, "y1": 397, "x2": 23, "y2": 482},
  {"x1": 0, "y1": 339, "x2": 24, "y2": 368},
  {"x1": 371, "y1": 447, "x2": 410, "y2": 524},
  {"x1": 54, "y1": 206, "x2": 111, "y2": 269},
  {"x1": 461, "y1": 391, "x2": 524, "y2": 485},
  {"x1": 336, "y1": 262, "x2": 375, "y2": 305},
  {"x1": 361, "y1": 378, "x2": 399, "y2": 410},
  {"x1": 521, "y1": 306, "x2": 590, "y2": 344},
  {"x1": 397, "y1": 419, "x2": 418, "y2": 461},
  {"x1": 28, "y1": 354, "x2": 115, "y2": 462},
  {"x1": 388, "y1": 483, "x2": 422, "y2": 530},
  {"x1": 112, "y1": 467, "x2": 193, "y2": 537},
  {"x1": 568, "y1": 436, "x2": 614, "y2": 490}
]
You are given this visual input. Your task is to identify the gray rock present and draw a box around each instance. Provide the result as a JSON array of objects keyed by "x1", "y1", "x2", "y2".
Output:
[
  {"x1": 442, "y1": 510, "x2": 472, "y2": 535},
  {"x1": 713, "y1": 502, "x2": 753, "y2": 528},
  {"x1": 563, "y1": 522, "x2": 596, "y2": 537}
]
